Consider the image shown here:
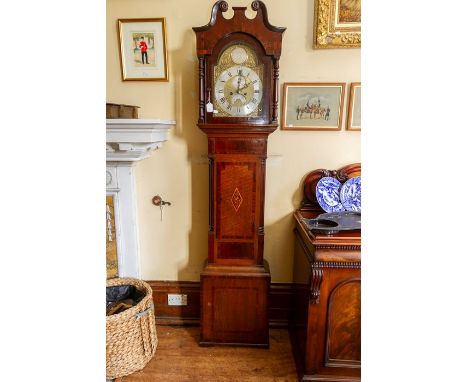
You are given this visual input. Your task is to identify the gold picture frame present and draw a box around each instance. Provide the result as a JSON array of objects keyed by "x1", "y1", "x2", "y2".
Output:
[
  {"x1": 118, "y1": 18, "x2": 169, "y2": 81},
  {"x1": 281, "y1": 82, "x2": 346, "y2": 131},
  {"x1": 314, "y1": 0, "x2": 361, "y2": 49},
  {"x1": 346, "y1": 82, "x2": 361, "y2": 131}
]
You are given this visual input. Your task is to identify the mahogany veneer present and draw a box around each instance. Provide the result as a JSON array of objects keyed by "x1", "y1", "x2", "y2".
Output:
[
  {"x1": 290, "y1": 164, "x2": 361, "y2": 382},
  {"x1": 193, "y1": 1, "x2": 285, "y2": 347},
  {"x1": 200, "y1": 263, "x2": 270, "y2": 346}
]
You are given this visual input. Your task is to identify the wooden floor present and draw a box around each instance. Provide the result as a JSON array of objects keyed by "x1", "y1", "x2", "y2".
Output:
[{"x1": 116, "y1": 326, "x2": 299, "y2": 382}]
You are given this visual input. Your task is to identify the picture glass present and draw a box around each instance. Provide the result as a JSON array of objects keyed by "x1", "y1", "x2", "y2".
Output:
[
  {"x1": 132, "y1": 32, "x2": 156, "y2": 68},
  {"x1": 119, "y1": 19, "x2": 167, "y2": 80},
  {"x1": 283, "y1": 85, "x2": 344, "y2": 130},
  {"x1": 351, "y1": 85, "x2": 361, "y2": 128}
]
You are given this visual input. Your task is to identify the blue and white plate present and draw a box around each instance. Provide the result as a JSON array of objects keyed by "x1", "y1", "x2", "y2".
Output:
[
  {"x1": 316, "y1": 177, "x2": 345, "y2": 213},
  {"x1": 339, "y1": 176, "x2": 361, "y2": 212}
]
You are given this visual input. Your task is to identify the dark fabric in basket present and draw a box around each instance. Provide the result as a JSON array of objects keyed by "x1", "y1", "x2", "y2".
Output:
[{"x1": 106, "y1": 285, "x2": 145, "y2": 314}]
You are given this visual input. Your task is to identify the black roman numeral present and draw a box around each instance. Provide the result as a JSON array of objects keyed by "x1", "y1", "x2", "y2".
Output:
[{"x1": 220, "y1": 97, "x2": 226, "y2": 103}]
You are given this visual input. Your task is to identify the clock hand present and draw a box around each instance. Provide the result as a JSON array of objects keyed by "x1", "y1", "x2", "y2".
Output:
[
  {"x1": 238, "y1": 78, "x2": 252, "y2": 91},
  {"x1": 236, "y1": 76, "x2": 242, "y2": 93}
]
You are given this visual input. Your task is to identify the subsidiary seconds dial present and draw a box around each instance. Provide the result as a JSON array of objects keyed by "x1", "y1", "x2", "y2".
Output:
[{"x1": 214, "y1": 65, "x2": 262, "y2": 117}]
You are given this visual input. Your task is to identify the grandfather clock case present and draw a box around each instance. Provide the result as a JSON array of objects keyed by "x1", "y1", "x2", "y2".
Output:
[{"x1": 193, "y1": 1, "x2": 285, "y2": 347}]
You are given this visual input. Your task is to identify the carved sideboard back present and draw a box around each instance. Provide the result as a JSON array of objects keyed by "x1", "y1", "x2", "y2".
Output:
[{"x1": 300, "y1": 163, "x2": 361, "y2": 212}]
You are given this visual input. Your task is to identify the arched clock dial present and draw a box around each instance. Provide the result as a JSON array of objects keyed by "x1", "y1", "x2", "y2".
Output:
[
  {"x1": 214, "y1": 65, "x2": 263, "y2": 116},
  {"x1": 212, "y1": 43, "x2": 264, "y2": 118}
]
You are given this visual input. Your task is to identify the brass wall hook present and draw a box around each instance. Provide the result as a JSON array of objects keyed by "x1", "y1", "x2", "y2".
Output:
[{"x1": 152, "y1": 195, "x2": 172, "y2": 207}]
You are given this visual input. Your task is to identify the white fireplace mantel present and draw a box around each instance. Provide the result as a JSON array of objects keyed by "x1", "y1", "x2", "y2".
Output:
[
  {"x1": 106, "y1": 118, "x2": 175, "y2": 162},
  {"x1": 106, "y1": 119, "x2": 175, "y2": 279}
]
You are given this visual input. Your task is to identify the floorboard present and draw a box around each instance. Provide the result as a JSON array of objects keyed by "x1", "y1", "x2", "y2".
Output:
[{"x1": 116, "y1": 326, "x2": 298, "y2": 382}]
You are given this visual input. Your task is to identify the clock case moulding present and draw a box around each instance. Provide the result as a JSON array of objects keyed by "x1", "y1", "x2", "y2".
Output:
[{"x1": 193, "y1": 0, "x2": 285, "y2": 132}]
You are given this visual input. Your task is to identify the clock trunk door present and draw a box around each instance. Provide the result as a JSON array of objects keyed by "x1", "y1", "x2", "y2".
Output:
[{"x1": 214, "y1": 155, "x2": 261, "y2": 265}]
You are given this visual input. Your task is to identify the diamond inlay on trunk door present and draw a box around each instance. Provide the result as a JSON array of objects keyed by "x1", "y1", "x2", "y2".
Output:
[{"x1": 231, "y1": 188, "x2": 243, "y2": 212}]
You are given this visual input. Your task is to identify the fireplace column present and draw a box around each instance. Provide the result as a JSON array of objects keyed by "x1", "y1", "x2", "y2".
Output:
[{"x1": 106, "y1": 119, "x2": 175, "y2": 278}]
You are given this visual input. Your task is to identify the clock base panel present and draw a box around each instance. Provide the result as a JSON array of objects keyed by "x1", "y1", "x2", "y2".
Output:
[{"x1": 200, "y1": 261, "x2": 270, "y2": 347}]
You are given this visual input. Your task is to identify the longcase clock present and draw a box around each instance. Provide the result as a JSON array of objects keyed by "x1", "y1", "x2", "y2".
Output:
[{"x1": 193, "y1": 0, "x2": 285, "y2": 347}]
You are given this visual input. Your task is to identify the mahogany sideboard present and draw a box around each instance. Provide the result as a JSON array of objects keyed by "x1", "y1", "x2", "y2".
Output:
[{"x1": 290, "y1": 163, "x2": 361, "y2": 382}]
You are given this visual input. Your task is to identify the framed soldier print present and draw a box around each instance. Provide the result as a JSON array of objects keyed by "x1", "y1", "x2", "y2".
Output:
[
  {"x1": 118, "y1": 18, "x2": 168, "y2": 81},
  {"x1": 281, "y1": 83, "x2": 346, "y2": 131}
]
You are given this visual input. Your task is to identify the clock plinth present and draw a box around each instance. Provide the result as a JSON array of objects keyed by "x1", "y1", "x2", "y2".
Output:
[
  {"x1": 200, "y1": 262, "x2": 270, "y2": 347},
  {"x1": 193, "y1": 0, "x2": 285, "y2": 347}
]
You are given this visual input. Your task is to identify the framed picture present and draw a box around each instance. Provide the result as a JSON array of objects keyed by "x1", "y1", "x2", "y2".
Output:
[
  {"x1": 346, "y1": 82, "x2": 361, "y2": 131},
  {"x1": 314, "y1": 0, "x2": 361, "y2": 48},
  {"x1": 118, "y1": 18, "x2": 168, "y2": 81},
  {"x1": 281, "y1": 83, "x2": 346, "y2": 131}
]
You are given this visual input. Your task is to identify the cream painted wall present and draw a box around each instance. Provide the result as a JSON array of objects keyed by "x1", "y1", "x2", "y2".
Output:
[{"x1": 107, "y1": 0, "x2": 360, "y2": 282}]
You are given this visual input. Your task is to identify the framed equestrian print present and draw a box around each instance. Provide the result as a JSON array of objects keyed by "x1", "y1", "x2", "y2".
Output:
[
  {"x1": 346, "y1": 82, "x2": 361, "y2": 131},
  {"x1": 314, "y1": 0, "x2": 361, "y2": 48},
  {"x1": 118, "y1": 18, "x2": 168, "y2": 81},
  {"x1": 281, "y1": 83, "x2": 345, "y2": 131}
]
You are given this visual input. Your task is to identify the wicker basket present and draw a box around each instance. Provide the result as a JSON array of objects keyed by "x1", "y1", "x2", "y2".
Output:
[{"x1": 106, "y1": 278, "x2": 158, "y2": 379}]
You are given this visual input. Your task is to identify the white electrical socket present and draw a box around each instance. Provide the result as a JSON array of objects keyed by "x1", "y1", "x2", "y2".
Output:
[{"x1": 167, "y1": 294, "x2": 187, "y2": 306}]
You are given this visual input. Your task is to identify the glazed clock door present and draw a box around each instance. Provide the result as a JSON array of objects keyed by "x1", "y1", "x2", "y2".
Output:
[
  {"x1": 214, "y1": 65, "x2": 263, "y2": 117},
  {"x1": 213, "y1": 44, "x2": 263, "y2": 118},
  {"x1": 206, "y1": 35, "x2": 271, "y2": 124}
]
